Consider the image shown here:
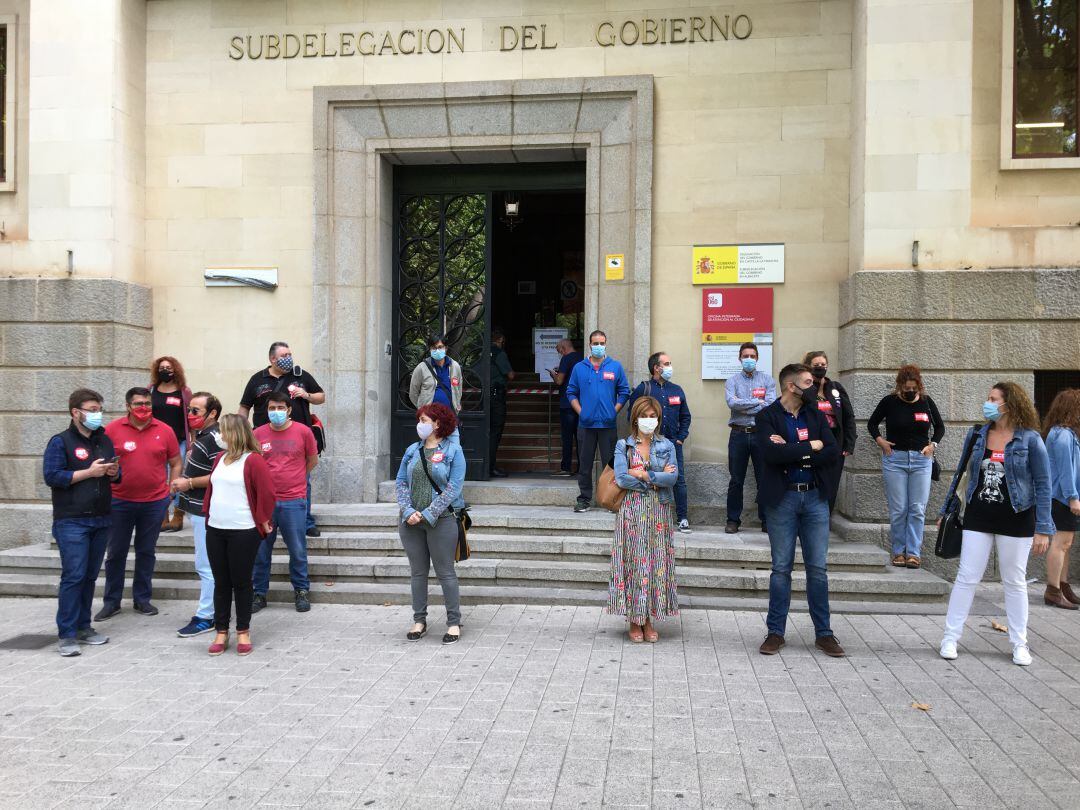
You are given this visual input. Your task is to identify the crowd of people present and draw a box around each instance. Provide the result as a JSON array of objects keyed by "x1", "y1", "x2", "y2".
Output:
[{"x1": 42, "y1": 334, "x2": 1080, "y2": 669}]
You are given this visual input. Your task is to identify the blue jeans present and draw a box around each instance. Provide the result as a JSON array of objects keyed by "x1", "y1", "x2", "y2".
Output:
[
  {"x1": 53, "y1": 518, "x2": 110, "y2": 638},
  {"x1": 305, "y1": 474, "x2": 316, "y2": 532},
  {"x1": 673, "y1": 441, "x2": 688, "y2": 522},
  {"x1": 727, "y1": 430, "x2": 765, "y2": 525},
  {"x1": 169, "y1": 440, "x2": 186, "y2": 511},
  {"x1": 190, "y1": 514, "x2": 214, "y2": 620},
  {"x1": 559, "y1": 408, "x2": 579, "y2": 473},
  {"x1": 102, "y1": 496, "x2": 171, "y2": 608},
  {"x1": 252, "y1": 498, "x2": 310, "y2": 595},
  {"x1": 764, "y1": 489, "x2": 833, "y2": 638},
  {"x1": 881, "y1": 451, "x2": 933, "y2": 557}
]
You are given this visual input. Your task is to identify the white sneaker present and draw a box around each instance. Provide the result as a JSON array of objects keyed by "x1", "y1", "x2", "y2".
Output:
[
  {"x1": 678, "y1": 519, "x2": 691, "y2": 533},
  {"x1": 1012, "y1": 645, "x2": 1032, "y2": 666},
  {"x1": 939, "y1": 640, "x2": 958, "y2": 660}
]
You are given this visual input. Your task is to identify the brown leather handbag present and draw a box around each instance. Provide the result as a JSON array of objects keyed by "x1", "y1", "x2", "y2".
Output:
[{"x1": 596, "y1": 464, "x2": 626, "y2": 513}]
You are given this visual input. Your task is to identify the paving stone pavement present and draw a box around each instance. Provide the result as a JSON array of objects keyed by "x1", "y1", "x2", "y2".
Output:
[{"x1": 3, "y1": 589, "x2": 1080, "y2": 809}]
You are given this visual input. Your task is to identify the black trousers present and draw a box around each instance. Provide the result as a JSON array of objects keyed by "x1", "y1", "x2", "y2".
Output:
[
  {"x1": 559, "y1": 408, "x2": 579, "y2": 473},
  {"x1": 577, "y1": 427, "x2": 618, "y2": 501},
  {"x1": 490, "y1": 385, "x2": 507, "y2": 471},
  {"x1": 205, "y1": 525, "x2": 262, "y2": 632}
]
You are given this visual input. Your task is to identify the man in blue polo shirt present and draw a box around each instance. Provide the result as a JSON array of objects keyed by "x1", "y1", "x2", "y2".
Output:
[
  {"x1": 628, "y1": 351, "x2": 692, "y2": 531},
  {"x1": 566, "y1": 329, "x2": 630, "y2": 512}
]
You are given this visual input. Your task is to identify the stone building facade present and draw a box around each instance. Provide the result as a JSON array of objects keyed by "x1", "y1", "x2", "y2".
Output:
[{"x1": 0, "y1": 0, "x2": 1078, "y2": 552}]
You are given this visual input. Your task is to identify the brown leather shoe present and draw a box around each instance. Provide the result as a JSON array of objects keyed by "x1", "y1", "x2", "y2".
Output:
[
  {"x1": 161, "y1": 508, "x2": 184, "y2": 533},
  {"x1": 1045, "y1": 585, "x2": 1079, "y2": 610},
  {"x1": 891, "y1": 554, "x2": 906, "y2": 567},
  {"x1": 1061, "y1": 581, "x2": 1080, "y2": 605},
  {"x1": 815, "y1": 635, "x2": 846, "y2": 657},
  {"x1": 759, "y1": 633, "x2": 785, "y2": 655},
  {"x1": 906, "y1": 556, "x2": 921, "y2": 569}
]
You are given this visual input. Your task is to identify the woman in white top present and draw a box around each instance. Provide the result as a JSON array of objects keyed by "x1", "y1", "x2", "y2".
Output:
[{"x1": 203, "y1": 415, "x2": 276, "y2": 656}]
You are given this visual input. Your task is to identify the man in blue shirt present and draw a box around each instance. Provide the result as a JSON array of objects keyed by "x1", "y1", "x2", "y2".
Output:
[
  {"x1": 755, "y1": 363, "x2": 843, "y2": 658},
  {"x1": 566, "y1": 330, "x2": 631, "y2": 512},
  {"x1": 548, "y1": 339, "x2": 583, "y2": 477},
  {"x1": 42, "y1": 389, "x2": 120, "y2": 656},
  {"x1": 628, "y1": 351, "x2": 692, "y2": 531},
  {"x1": 724, "y1": 341, "x2": 777, "y2": 534}
]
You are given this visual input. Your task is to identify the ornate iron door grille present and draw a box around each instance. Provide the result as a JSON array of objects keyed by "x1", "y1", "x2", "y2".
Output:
[{"x1": 392, "y1": 192, "x2": 492, "y2": 479}]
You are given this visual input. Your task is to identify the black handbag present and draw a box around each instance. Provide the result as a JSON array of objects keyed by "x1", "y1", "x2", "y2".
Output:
[
  {"x1": 418, "y1": 448, "x2": 471, "y2": 562},
  {"x1": 935, "y1": 428, "x2": 980, "y2": 559}
]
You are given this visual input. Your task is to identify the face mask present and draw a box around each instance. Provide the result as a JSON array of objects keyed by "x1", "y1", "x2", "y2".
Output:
[
  {"x1": 275, "y1": 355, "x2": 294, "y2": 372},
  {"x1": 130, "y1": 405, "x2": 152, "y2": 422},
  {"x1": 741, "y1": 357, "x2": 757, "y2": 373},
  {"x1": 430, "y1": 349, "x2": 446, "y2": 362},
  {"x1": 157, "y1": 369, "x2": 174, "y2": 382},
  {"x1": 799, "y1": 385, "x2": 818, "y2": 406},
  {"x1": 811, "y1": 366, "x2": 827, "y2": 379},
  {"x1": 900, "y1": 390, "x2": 917, "y2": 402},
  {"x1": 983, "y1": 401, "x2": 1002, "y2": 422},
  {"x1": 187, "y1": 413, "x2": 206, "y2": 431},
  {"x1": 637, "y1": 417, "x2": 658, "y2": 435},
  {"x1": 590, "y1": 344, "x2": 606, "y2": 359},
  {"x1": 81, "y1": 410, "x2": 103, "y2": 430},
  {"x1": 660, "y1": 366, "x2": 674, "y2": 381},
  {"x1": 268, "y1": 410, "x2": 288, "y2": 427},
  {"x1": 213, "y1": 433, "x2": 228, "y2": 450},
  {"x1": 416, "y1": 421, "x2": 435, "y2": 440}
]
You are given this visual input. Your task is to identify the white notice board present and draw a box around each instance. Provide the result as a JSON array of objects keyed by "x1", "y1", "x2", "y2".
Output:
[
  {"x1": 701, "y1": 340, "x2": 774, "y2": 381},
  {"x1": 533, "y1": 328, "x2": 567, "y2": 375}
]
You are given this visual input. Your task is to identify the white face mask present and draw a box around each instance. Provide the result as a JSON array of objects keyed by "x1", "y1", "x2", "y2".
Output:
[
  {"x1": 416, "y1": 421, "x2": 435, "y2": 440},
  {"x1": 637, "y1": 417, "x2": 658, "y2": 435}
]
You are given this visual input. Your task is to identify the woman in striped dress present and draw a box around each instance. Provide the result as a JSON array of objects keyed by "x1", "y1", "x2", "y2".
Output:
[{"x1": 609, "y1": 396, "x2": 680, "y2": 642}]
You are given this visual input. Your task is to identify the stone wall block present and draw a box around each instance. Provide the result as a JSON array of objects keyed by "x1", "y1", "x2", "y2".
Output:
[
  {"x1": 990, "y1": 322, "x2": 1080, "y2": 369},
  {"x1": 333, "y1": 106, "x2": 387, "y2": 150},
  {"x1": 513, "y1": 98, "x2": 580, "y2": 136},
  {"x1": 110, "y1": 325, "x2": 155, "y2": 370},
  {"x1": 946, "y1": 270, "x2": 1036, "y2": 320},
  {"x1": 2, "y1": 324, "x2": 92, "y2": 367},
  {"x1": 838, "y1": 323, "x2": 884, "y2": 369},
  {"x1": 125, "y1": 283, "x2": 154, "y2": 329},
  {"x1": 0, "y1": 280, "x2": 39, "y2": 322},
  {"x1": 1035, "y1": 268, "x2": 1080, "y2": 318},
  {"x1": 0, "y1": 414, "x2": 66, "y2": 456},
  {"x1": 447, "y1": 100, "x2": 512, "y2": 138},
  {"x1": 0, "y1": 458, "x2": 50, "y2": 501},
  {"x1": 0, "y1": 504, "x2": 53, "y2": 550},
  {"x1": 381, "y1": 103, "x2": 448, "y2": 139},
  {"x1": 877, "y1": 322, "x2": 993, "y2": 370}
]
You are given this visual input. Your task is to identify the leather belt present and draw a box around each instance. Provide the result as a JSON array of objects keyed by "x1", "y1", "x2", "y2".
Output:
[
  {"x1": 730, "y1": 425, "x2": 756, "y2": 434},
  {"x1": 787, "y1": 482, "x2": 817, "y2": 492}
]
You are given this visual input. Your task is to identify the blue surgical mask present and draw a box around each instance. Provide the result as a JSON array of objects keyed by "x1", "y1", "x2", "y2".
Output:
[
  {"x1": 81, "y1": 410, "x2": 103, "y2": 430},
  {"x1": 268, "y1": 410, "x2": 288, "y2": 427},
  {"x1": 983, "y1": 401, "x2": 1002, "y2": 422},
  {"x1": 590, "y1": 344, "x2": 606, "y2": 359},
  {"x1": 430, "y1": 348, "x2": 446, "y2": 362},
  {"x1": 275, "y1": 355, "x2": 294, "y2": 372},
  {"x1": 660, "y1": 366, "x2": 673, "y2": 381},
  {"x1": 741, "y1": 357, "x2": 757, "y2": 373}
]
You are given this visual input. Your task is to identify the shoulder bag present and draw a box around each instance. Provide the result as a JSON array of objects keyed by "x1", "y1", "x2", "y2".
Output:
[
  {"x1": 418, "y1": 448, "x2": 472, "y2": 562},
  {"x1": 425, "y1": 360, "x2": 456, "y2": 404},
  {"x1": 596, "y1": 445, "x2": 636, "y2": 513},
  {"x1": 934, "y1": 427, "x2": 980, "y2": 559}
]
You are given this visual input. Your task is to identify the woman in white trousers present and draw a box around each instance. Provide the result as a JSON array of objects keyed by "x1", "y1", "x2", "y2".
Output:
[{"x1": 938, "y1": 382, "x2": 1053, "y2": 666}]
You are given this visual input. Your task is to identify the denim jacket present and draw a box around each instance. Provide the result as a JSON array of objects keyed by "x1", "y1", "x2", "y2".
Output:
[
  {"x1": 941, "y1": 424, "x2": 1055, "y2": 536},
  {"x1": 395, "y1": 438, "x2": 466, "y2": 526},
  {"x1": 1046, "y1": 425, "x2": 1080, "y2": 505},
  {"x1": 613, "y1": 435, "x2": 678, "y2": 504}
]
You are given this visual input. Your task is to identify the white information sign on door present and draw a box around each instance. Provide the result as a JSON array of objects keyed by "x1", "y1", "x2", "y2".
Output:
[
  {"x1": 533, "y1": 327, "x2": 568, "y2": 375},
  {"x1": 701, "y1": 339, "x2": 773, "y2": 380}
]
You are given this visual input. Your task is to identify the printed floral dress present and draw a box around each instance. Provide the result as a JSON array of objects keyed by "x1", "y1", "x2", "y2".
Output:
[{"x1": 607, "y1": 446, "x2": 679, "y2": 623}]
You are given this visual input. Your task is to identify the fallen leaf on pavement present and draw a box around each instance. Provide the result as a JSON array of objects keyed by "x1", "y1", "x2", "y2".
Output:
[
  {"x1": 911, "y1": 702, "x2": 932, "y2": 712},
  {"x1": 990, "y1": 620, "x2": 1008, "y2": 633}
]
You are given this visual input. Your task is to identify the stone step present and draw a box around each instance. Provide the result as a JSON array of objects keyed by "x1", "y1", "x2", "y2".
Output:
[
  {"x1": 0, "y1": 571, "x2": 947, "y2": 615},
  {"x1": 375, "y1": 479, "x2": 581, "y2": 507},
  {"x1": 319, "y1": 501, "x2": 619, "y2": 535},
  {"x1": 110, "y1": 532, "x2": 893, "y2": 572},
  {"x1": 0, "y1": 544, "x2": 948, "y2": 601}
]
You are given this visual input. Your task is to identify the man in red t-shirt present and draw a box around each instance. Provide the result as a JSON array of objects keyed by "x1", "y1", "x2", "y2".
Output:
[
  {"x1": 96, "y1": 387, "x2": 182, "y2": 620},
  {"x1": 251, "y1": 391, "x2": 319, "y2": 613}
]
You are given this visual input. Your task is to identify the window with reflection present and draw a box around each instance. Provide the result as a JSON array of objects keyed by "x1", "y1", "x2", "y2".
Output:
[{"x1": 1014, "y1": 0, "x2": 1078, "y2": 157}]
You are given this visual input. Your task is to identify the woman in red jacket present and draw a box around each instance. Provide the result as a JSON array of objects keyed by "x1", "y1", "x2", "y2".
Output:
[{"x1": 203, "y1": 414, "x2": 276, "y2": 656}]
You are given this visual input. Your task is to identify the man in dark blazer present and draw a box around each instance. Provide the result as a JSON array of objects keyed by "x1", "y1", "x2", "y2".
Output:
[{"x1": 754, "y1": 363, "x2": 844, "y2": 658}]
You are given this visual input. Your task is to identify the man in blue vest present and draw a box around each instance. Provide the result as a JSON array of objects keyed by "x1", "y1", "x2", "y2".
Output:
[
  {"x1": 628, "y1": 351, "x2": 693, "y2": 531},
  {"x1": 566, "y1": 330, "x2": 631, "y2": 512},
  {"x1": 42, "y1": 389, "x2": 120, "y2": 657}
]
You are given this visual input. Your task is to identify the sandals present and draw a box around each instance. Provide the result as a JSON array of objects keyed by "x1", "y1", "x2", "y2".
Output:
[
  {"x1": 406, "y1": 622, "x2": 427, "y2": 641},
  {"x1": 208, "y1": 632, "x2": 229, "y2": 656},
  {"x1": 236, "y1": 631, "x2": 253, "y2": 656},
  {"x1": 906, "y1": 556, "x2": 921, "y2": 569},
  {"x1": 891, "y1": 554, "x2": 907, "y2": 567},
  {"x1": 643, "y1": 623, "x2": 659, "y2": 643},
  {"x1": 628, "y1": 624, "x2": 644, "y2": 643}
]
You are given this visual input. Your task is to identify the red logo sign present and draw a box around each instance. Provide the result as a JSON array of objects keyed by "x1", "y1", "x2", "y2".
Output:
[
  {"x1": 603, "y1": 372, "x2": 615, "y2": 381},
  {"x1": 166, "y1": 396, "x2": 182, "y2": 406},
  {"x1": 914, "y1": 412, "x2": 930, "y2": 423},
  {"x1": 74, "y1": 447, "x2": 89, "y2": 461},
  {"x1": 123, "y1": 441, "x2": 136, "y2": 452},
  {"x1": 701, "y1": 287, "x2": 774, "y2": 341},
  {"x1": 797, "y1": 428, "x2": 810, "y2": 441},
  {"x1": 991, "y1": 450, "x2": 1006, "y2": 463},
  {"x1": 817, "y1": 401, "x2": 834, "y2": 414},
  {"x1": 668, "y1": 396, "x2": 681, "y2": 406},
  {"x1": 261, "y1": 442, "x2": 272, "y2": 452},
  {"x1": 431, "y1": 452, "x2": 445, "y2": 463},
  {"x1": 752, "y1": 387, "x2": 766, "y2": 399}
]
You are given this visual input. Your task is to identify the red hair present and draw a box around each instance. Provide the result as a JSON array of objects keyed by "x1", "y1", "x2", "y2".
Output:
[
  {"x1": 151, "y1": 355, "x2": 187, "y2": 389},
  {"x1": 416, "y1": 403, "x2": 458, "y2": 439}
]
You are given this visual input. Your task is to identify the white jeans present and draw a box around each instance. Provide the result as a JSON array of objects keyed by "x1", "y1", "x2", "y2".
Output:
[{"x1": 943, "y1": 530, "x2": 1033, "y2": 649}]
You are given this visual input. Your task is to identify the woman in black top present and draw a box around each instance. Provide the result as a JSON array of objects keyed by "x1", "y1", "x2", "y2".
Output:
[
  {"x1": 866, "y1": 365, "x2": 944, "y2": 568},
  {"x1": 802, "y1": 352, "x2": 855, "y2": 512},
  {"x1": 150, "y1": 356, "x2": 193, "y2": 533}
]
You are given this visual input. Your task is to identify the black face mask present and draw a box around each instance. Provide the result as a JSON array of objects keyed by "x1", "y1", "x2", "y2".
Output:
[
  {"x1": 798, "y1": 384, "x2": 818, "y2": 406},
  {"x1": 900, "y1": 390, "x2": 917, "y2": 402},
  {"x1": 158, "y1": 369, "x2": 174, "y2": 382},
  {"x1": 811, "y1": 367, "x2": 827, "y2": 379}
]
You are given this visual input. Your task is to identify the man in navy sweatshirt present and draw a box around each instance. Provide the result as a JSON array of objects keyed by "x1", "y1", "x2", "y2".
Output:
[{"x1": 566, "y1": 330, "x2": 631, "y2": 512}]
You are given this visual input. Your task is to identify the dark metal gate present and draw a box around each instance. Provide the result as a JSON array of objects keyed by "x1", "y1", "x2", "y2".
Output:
[{"x1": 391, "y1": 192, "x2": 492, "y2": 480}]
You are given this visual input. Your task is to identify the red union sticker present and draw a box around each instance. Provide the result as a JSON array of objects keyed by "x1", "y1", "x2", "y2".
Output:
[
  {"x1": 431, "y1": 452, "x2": 445, "y2": 463},
  {"x1": 451, "y1": 378, "x2": 460, "y2": 386},
  {"x1": 123, "y1": 441, "x2": 136, "y2": 452},
  {"x1": 752, "y1": 387, "x2": 766, "y2": 399},
  {"x1": 165, "y1": 396, "x2": 181, "y2": 406},
  {"x1": 74, "y1": 447, "x2": 89, "y2": 461},
  {"x1": 668, "y1": 396, "x2": 681, "y2": 406},
  {"x1": 914, "y1": 412, "x2": 930, "y2": 423},
  {"x1": 991, "y1": 450, "x2": 1006, "y2": 463},
  {"x1": 261, "y1": 442, "x2": 272, "y2": 452},
  {"x1": 797, "y1": 428, "x2": 810, "y2": 441},
  {"x1": 817, "y1": 401, "x2": 834, "y2": 413},
  {"x1": 603, "y1": 372, "x2": 615, "y2": 381}
]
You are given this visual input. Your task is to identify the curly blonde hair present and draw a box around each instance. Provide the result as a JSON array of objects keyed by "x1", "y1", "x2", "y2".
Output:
[
  {"x1": 1043, "y1": 388, "x2": 1080, "y2": 438},
  {"x1": 992, "y1": 381, "x2": 1040, "y2": 431}
]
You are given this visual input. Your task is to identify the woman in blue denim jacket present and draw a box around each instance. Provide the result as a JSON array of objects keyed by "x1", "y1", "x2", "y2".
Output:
[
  {"x1": 395, "y1": 403, "x2": 466, "y2": 645},
  {"x1": 1041, "y1": 389, "x2": 1080, "y2": 609},
  {"x1": 608, "y1": 396, "x2": 679, "y2": 643},
  {"x1": 938, "y1": 382, "x2": 1052, "y2": 667}
]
